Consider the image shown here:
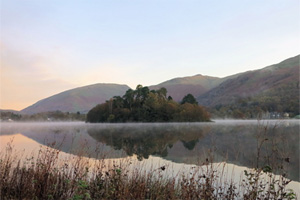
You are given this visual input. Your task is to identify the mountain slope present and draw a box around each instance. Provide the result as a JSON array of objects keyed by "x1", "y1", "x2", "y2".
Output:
[
  {"x1": 149, "y1": 74, "x2": 227, "y2": 102},
  {"x1": 21, "y1": 84, "x2": 130, "y2": 114},
  {"x1": 198, "y1": 55, "x2": 300, "y2": 107}
]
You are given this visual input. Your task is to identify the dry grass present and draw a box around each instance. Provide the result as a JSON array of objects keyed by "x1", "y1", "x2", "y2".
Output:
[
  {"x1": 0, "y1": 122, "x2": 298, "y2": 200},
  {"x1": 0, "y1": 141, "x2": 297, "y2": 200}
]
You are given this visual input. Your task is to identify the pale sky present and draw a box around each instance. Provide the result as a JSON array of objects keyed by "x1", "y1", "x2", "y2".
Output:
[{"x1": 1, "y1": 0, "x2": 299, "y2": 110}]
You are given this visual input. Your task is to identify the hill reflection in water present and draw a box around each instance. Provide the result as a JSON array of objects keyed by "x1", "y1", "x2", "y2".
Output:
[
  {"x1": 87, "y1": 121, "x2": 299, "y2": 181},
  {"x1": 0, "y1": 121, "x2": 299, "y2": 181}
]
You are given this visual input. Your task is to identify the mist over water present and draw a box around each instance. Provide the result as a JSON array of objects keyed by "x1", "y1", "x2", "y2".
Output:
[{"x1": 0, "y1": 120, "x2": 299, "y2": 184}]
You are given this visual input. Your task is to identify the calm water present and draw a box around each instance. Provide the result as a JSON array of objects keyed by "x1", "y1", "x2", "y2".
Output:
[{"x1": 0, "y1": 120, "x2": 299, "y2": 194}]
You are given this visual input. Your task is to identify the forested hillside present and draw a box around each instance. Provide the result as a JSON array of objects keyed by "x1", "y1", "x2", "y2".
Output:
[{"x1": 198, "y1": 55, "x2": 299, "y2": 118}]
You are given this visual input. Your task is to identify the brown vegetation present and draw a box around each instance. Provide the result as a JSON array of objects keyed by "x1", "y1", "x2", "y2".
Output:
[{"x1": 0, "y1": 138, "x2": 297, "y2": 200}]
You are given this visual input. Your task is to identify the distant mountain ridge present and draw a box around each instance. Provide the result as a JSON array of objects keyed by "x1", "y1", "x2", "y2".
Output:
[
  {"x1": 19, "y1": 55, "x2": 299, "y2": 116},
  {"x1": 197, "y1": 55, "x2": 299, "y2": 107},
  {"x1": 150, "y1": 74, "x2": 223, "y2": 102},
  {"x1": 149, "y1": 72, "x2": 242, "y2": 102},
  {"x1": 21, "y1": 83, "x2": 130, "y2": 114}
]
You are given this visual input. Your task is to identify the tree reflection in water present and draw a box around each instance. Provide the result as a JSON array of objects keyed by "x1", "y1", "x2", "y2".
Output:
[
  {"x1": 1, "y1": 121, "x2": 298, "y2": 181},
  {"x1": 88, "y1": 123, "x2": 299, "y2": 181},
  {"x1": 88, "y1": 124, "x2": 208, "y2": 161}
]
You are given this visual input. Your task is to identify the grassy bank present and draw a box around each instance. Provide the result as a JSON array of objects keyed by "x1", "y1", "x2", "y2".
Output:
[{"x1": 0, "y1": 140, "x2": 297, "y2": 200}]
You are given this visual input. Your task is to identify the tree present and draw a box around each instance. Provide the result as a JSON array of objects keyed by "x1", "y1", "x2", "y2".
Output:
[
  {"x1": 113, "y1": 96, "x2": 124, "y2": 109},
  {"x1": 123, "y1": 89, "x2": 134, "y2": 110},
  {"x1": 87, "y1": 103, "x2": 109, "y2": 122},
  {"x1": 86, "y1": 85, "x2": 211, "y2": 123},
  {"x1": 181, "y1": 94, "x2": 198, "y2": 105},
  {"x1": 157, "y1": 87, "x2": 167, "y2": 100}
]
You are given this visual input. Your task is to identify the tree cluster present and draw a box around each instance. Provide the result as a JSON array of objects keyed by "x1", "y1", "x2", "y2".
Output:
[
  {"x1": 86, "y1": 85, "x2": 210, "y2": 123},
  {"x1": 0, "y1": 111, "x2": 86, "y2": 122},
  {"x1": 211, "y1": 82, "x2": 299, "y2": 119}
]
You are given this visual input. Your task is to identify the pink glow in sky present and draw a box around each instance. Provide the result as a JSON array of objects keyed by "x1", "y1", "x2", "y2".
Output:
[{"x1": 1, "y1": 0, "x2": 299, "y2": 110}]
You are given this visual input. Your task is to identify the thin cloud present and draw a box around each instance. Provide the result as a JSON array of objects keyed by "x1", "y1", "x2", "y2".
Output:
[{"x1": 0, "y1": 44, "x2": 77, "y2": 110}]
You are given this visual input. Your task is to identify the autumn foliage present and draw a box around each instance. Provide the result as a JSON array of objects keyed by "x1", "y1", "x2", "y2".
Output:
[{"x1": 87, "y1": 85, "x2": 210, "y2": 123}]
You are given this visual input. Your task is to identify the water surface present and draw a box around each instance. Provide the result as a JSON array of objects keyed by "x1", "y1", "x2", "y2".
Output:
[{"x1": 1, "y1": 120, "x2": 299, "y2": 194}]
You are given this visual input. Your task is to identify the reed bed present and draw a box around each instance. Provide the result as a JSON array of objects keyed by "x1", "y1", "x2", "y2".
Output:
[{"x1": 0, "y1": 138, "x2": 297, "y2": 200}]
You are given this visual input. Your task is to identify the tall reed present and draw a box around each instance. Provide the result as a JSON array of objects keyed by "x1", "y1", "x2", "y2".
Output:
[{"x1": 0, "y1": 123, "x2": 297, "y2": 200}]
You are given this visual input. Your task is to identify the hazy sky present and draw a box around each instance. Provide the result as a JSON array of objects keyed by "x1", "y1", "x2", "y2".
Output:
[{"x1": 1, "y1": 0, "x2": 299, "y2": 110}]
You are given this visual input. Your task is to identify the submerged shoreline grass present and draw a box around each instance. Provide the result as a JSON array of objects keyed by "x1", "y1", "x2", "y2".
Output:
[{"x1": 0, "y1": 140, "x2": 297, "y2": 200}]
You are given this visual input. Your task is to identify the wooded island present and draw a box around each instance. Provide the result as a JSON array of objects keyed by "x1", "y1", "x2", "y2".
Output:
[{"x1": 87, "y1": 85, "x2": 210, "y2": 123}]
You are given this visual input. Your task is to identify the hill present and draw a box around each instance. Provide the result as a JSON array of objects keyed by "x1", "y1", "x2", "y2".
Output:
[
  {"x1": 197, "y1": 55, "x2": 299, "y2": 117},
  {"x1": 150, "y1": 74, "x2": 227, "y2": 102},
  {"x1": 21, "y1": 83, "x2": 130, "y2": 114},
  {"x1": 19, "y1": 55, "x2": 299, "y2": 118}
]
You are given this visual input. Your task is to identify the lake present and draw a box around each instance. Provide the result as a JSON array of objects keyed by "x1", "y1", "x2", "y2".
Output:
[{"x1": 0, "y1": 120, "x2": 299, "y2": 196}]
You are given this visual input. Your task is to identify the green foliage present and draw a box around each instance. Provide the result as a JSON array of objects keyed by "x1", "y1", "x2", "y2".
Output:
[
  {"x1": 87, "y1": 85, "x2": 210, "y2": 123},
  {"x1": 181, "y1": 93, "x2": 198, "y2": 105},
  {"x1": 211, "y1": 82, "x2": 299, "y2": 119},
  {"x1": 262, "y1": 165, "x2": 272, "y2": 173}
]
